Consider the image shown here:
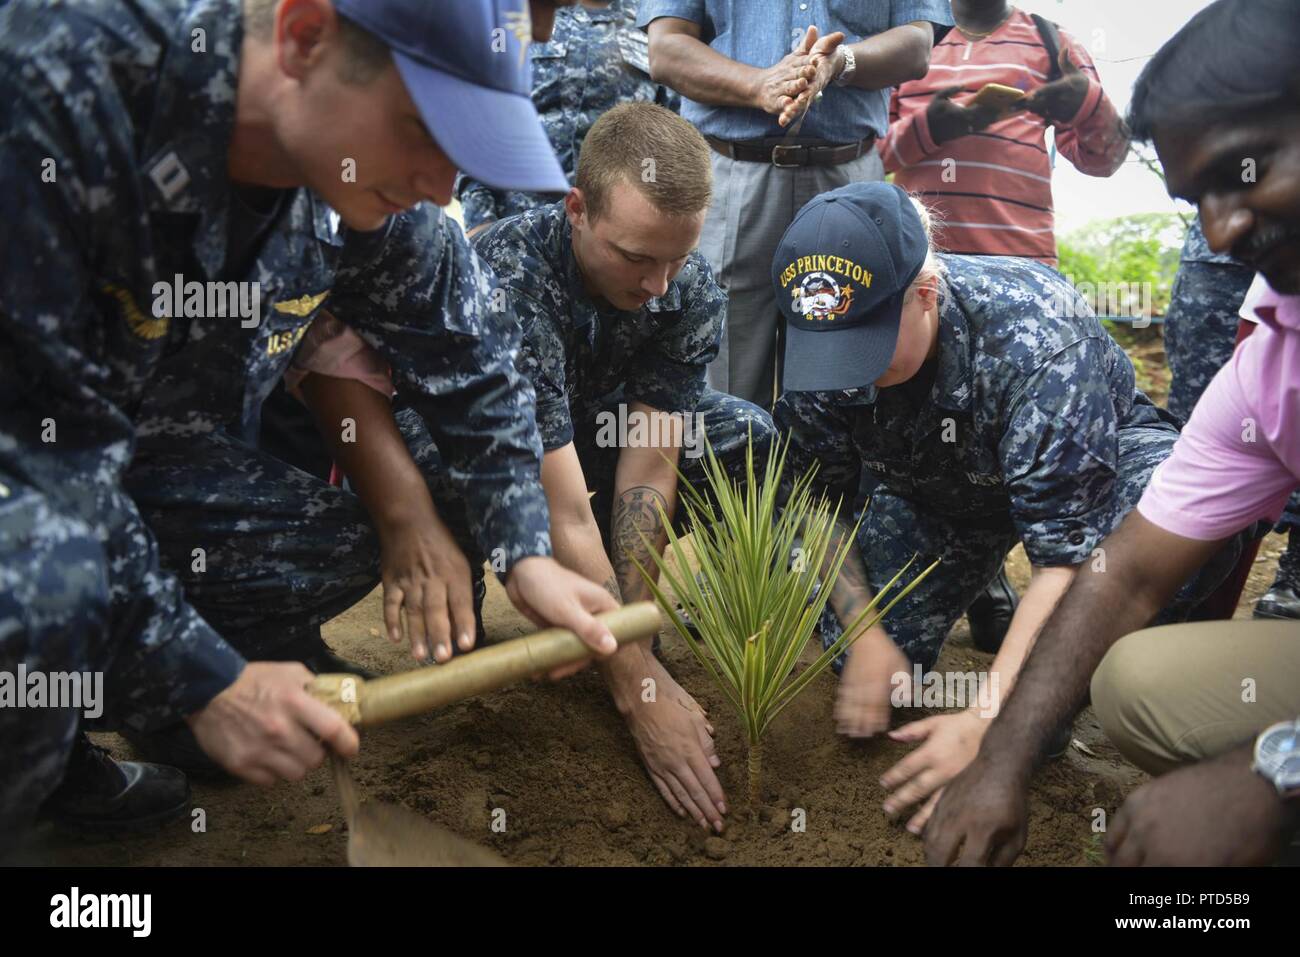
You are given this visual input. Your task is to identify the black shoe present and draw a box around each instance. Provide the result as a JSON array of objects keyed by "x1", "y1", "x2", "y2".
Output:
[
  {"x1": 1279, "y1": 833, "x2": 1300, "y2": 866},
  {"x1": 40, "y1": 734, "x2": 190, "y2": 839},
  {"x1": 1043, "y1": 721, "x2": 1073, "y2": 760},
  {"x1": 1255, "y1": 529, "x2": 1300, "y2": 620},
  {"x1": 475, "y1": 575, "x2": 487, "y2": 645},
  {"x1": 672, "y1": 573, "x2": 714, "y2": 645},
  {"x1": 457, "y1": 575, "x2": 487, "y2": 655},
  {"x1": 967, "y1": 568, "x2": 1019, "y2": 654},
  {"x1": 267, "y1": 631, "x2": 378, "y2": 679},
  {"x1": 120, "y1": 722, "x2": 225, "y2": 778},
  {"x1": 1254, "y1": 582, "x2": 1300, "y2": 620}
]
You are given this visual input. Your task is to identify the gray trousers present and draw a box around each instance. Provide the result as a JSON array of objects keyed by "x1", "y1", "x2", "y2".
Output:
[{"x1": 698, "y1": 147, "x2": 885, "y2": 409}]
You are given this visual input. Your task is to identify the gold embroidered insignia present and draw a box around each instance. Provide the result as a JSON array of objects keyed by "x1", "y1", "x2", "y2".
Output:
[
  {"x1": 504, "y1": 9, "x2": 533, "y2": 67},
  {"x1": 272, "y1": 290, "x2": 330, "y2": 317},
  {"x1": 103, "y1": 284, "x2": 169, "y2": 340}
]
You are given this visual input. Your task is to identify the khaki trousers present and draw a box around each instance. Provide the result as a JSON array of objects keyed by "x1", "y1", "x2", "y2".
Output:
[{"x1": 1091, "y1": 620, "x2": 1300, "y2": 775}]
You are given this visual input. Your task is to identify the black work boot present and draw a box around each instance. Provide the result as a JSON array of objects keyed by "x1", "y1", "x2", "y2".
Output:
[
  {"x1": 1254, "y1": 529, "x2": 1300, "y2": 620},
  {"x1": 475, "y1": 575, "x2": 487, "y2": 646},
  {"x1": 447, "y1": 574, "x2": 488, "y2": 657},
  {"x1": 123, "y1": 628, "x2": 374, "y2": 777},
  {"x1": 40, "y1": 733, "x2": 190, "y2": 839},
  {"x1": 119, "y1": 720, "x2": 224, "y2": 778},
  {"x1": 119, "y1": 721, "x2": 226, "y2": 778},
  {"x1": 967, "y1": 567, "x2": 1019, "y2": 654},
  {"x1": 266, "y1": 629, "x2": 378, "y2": 679},
  {"x1": 1043, "y1": 721, "x2": 1073, "y2": 760},
  {"x1": 451, "y1": 575, "x2": 488, "y2": 657},
  {"x1": 122, "y1": 628, "x2": 375, "y2": 778}
]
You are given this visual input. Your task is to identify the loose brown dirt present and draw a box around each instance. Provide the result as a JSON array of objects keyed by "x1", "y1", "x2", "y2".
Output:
[
  {"x1": 27, "y1": 527, "x2": 1285, "y2": 868},
  {"x1": 24, "y1": 327, "x2": 1289, "y2": 867}
]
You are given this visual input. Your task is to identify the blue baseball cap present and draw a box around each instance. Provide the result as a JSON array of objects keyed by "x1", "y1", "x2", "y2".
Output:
[
  {"x1": 773, "y1": 182, "x2": 929, "y2": 392},
  {"x1": 333, "y1": 0, "x2": 568, "y2": 193}
]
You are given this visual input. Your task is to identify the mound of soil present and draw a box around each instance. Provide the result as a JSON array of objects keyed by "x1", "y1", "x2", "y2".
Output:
[{"x1": 40, "y1": 528, "x2": 1286, "y2": 868}]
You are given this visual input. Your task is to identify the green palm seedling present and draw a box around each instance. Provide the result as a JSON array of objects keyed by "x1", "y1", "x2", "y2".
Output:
[{"x1": 635, "y1": 433, "x2": 938, "y2": 809}]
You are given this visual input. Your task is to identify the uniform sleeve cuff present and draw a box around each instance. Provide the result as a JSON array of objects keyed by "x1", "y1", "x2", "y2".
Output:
[
  {"x1": 473, "y1": 494, "x2": 554, "y2": 583},
  {"x1": 114, "y1": 620, "x2": 246, "y2": 732},
  {"x1": 1018, "y1": 513, "x2": 1106, "y2": 567}
]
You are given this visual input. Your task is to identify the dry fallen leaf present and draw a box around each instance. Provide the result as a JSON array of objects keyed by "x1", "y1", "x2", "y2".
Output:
[{"x1": 306, "y1": 823, "x2": 334, "y2": 835}]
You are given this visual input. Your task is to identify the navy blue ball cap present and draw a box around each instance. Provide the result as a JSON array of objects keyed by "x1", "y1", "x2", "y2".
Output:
[
  {"x1": 773, "y1": 182, "x2": 929, "y2": 392},
  {"x1": 333, "y1": 0, "x2": 567, "y2": 193}
]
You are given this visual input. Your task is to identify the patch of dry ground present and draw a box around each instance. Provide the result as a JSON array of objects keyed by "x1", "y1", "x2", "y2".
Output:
[
  {"x1": 27, "y1": 527, "x2": 1287, "y2": 867},
  {"x1": 24, "y1": 327, "x2": 1289, "y2": 867}
]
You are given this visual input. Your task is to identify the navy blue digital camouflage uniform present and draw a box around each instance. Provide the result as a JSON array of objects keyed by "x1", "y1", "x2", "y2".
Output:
[
  {"x1": 1164, "y1": 217, "x2": 1256, "y2": 422},
  {"x1": 1164, "y1": 217, "x2": 1300, "y2": 534},
  {"x1": 0, "y1": 0, "x2": 552, "y2": 835},
  {"x1": 465, "y1": 201, "x2": 775, "y2": 551},
  {"x1": 775, "y1": 255, "x2": 1255, "y2": 671},
  {"x1": 454, "y1": 0, "x2": 680, "y2": 233}
]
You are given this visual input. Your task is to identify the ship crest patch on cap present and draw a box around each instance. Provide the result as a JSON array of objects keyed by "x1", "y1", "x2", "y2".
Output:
[
  {"x1": 790, "y1": 271, "x2": 855, "y2": 321},
  {"x1": 779, "y1": 254, "x2": 874, "y2": 323}
]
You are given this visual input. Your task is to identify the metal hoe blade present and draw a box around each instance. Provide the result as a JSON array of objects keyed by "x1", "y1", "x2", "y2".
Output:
[{"x1": 331, "y1": 753, "x2": 506, "y2": 867}]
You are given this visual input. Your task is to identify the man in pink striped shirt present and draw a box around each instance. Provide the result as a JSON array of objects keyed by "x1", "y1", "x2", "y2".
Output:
[
  {"x1": 878, "y1": 1, "x2": 1129, "y2": 264},
  {"x1": 924, "y1": 0, "x2": 1300, "y2": 867}
]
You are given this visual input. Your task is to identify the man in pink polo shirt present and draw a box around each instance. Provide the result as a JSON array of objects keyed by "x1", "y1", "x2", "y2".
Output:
[{"x1": 923, "y1": 0, "x2": 1300, "y2": 867}]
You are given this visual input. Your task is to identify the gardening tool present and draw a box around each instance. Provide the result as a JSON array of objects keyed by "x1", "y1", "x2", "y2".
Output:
[{"x1": 310, "y1": 601, "x2": 664, "y2": 866}]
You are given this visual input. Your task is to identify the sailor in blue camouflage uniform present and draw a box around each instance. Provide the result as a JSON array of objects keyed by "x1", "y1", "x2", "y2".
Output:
[
  {"x1": 769, "y1": 185, "x2": 1255, "y2": 811},
  {"x1": 262, "y1": 102, "x2": 766, "y2": 831},
  {"x1": 124, "y1": 209, "x2": 544, "y2": 664},
  {"x1": 1164, "y1": 216, "x2": 1256, "y2": 422},
  {"x1": 463, "y1": 102, "x2": 771, "y2": 829},
  {"x1": 473, "y1": 199, "x2": 772, "y2": 542},
  {"x1": 1164, "y1": 216, "x2": 1300, "y2": 619},
  {"x1": 0, "y1": 0, "x2": 619, "y2": 846},
  {"x1": 455, "y1": 0, "x2": 680, "y2": 235}
]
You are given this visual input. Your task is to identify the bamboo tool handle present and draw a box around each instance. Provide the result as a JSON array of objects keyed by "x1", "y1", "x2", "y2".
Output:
[{"x1": 310, "y1": 601, "x2": 663, "y2": 727}]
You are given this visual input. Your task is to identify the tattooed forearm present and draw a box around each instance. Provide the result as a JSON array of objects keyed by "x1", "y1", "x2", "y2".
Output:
[
  {"x1": 602, "y1": 573, "x2": 623, "y2": 604},
  {"x1": 825, "y1": 522, "x2": 876, "y2": 634},
  {"x1": 611, "y1": 485, "x2": 669, "y2": 604}
]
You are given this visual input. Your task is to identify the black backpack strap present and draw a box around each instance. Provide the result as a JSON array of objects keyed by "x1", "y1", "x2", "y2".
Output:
[{"x1": 1030, "y1": 12, "x2": 1063, "y2": 82}]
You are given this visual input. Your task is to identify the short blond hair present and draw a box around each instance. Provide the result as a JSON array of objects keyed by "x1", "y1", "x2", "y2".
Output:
[
  {"x1": 576, "y1": 102, "x2": 712, "y2": 220},
  {"x1": 904, "y1": 194, "x2": 946, "y2": 305}
]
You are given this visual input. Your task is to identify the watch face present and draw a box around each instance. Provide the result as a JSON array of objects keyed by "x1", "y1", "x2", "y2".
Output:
[{"x1": 1258, "y1": 725, "x2": 1300, "y2": 791}]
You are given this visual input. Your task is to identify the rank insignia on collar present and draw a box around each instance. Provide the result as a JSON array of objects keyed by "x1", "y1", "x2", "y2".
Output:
[{"x1": 148, "y1": 152, "x2": 190, "y2": 203}]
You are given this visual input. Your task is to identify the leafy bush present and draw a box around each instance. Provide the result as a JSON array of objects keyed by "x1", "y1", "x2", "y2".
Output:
[{"x1": 1057, "y1": 212, "x2": 1185, "y2": 318}]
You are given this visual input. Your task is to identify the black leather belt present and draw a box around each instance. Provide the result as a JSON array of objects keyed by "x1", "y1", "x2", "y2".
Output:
[{"x1": 705, "y1": 134, "x2": 876, "y2": 168}]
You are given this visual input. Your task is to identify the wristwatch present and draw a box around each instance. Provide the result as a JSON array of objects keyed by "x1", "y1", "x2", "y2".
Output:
[
  {"x1": 1251, "y1": 719, "x2": 1300, "y2": 798},
  {"x1": 834, "y1": 46, "x2": 857, "y2": 86}
]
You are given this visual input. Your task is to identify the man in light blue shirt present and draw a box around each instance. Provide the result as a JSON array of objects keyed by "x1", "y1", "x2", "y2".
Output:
[{"x1": 639, "y1": 1, "x2": 952, "y2": 408}]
